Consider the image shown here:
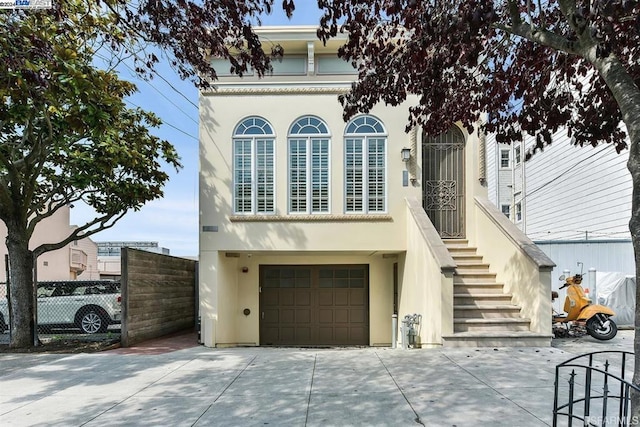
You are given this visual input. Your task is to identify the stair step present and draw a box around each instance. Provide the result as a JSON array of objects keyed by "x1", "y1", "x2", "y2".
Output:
[
  {"x1": 454, "y1": 274, "x2": 498, "y2": 285},
  {"x1": 454, "y1": 283, "x2": 505, "y2": 294},
  {"x1": 455, "y1": 265, "x2": 491, "y2": 273},
  {"x1": 442, "y1": 332, "x2": 552, "y2": 348},
  {"x1": 453, "y1": 256, "x2": 489, "y2": 270},
  {"x1": 453, "y1": 318, "x2": 531, "y2": 332},
  {"x1": 447, "y1": 247, "x2": 478, "y2": 256},
  {"x1": 443, "y1": 239, "x2": 469, "y2": 248},
  {"x1": 454, "y1": 293, "x2": 513, "y2": 304},
  {"x1": 454, "y1": 305, "x2": 522, "y2": 319}
]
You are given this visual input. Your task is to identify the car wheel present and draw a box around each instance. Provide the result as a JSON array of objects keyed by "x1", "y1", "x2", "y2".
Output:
[{"x1": 78, "y1": 309, "x2": 108, "y2": 334}]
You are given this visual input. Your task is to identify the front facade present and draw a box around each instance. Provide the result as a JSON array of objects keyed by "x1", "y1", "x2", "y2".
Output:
[{"x1": 199, "y1": 27, "x2": 554, "y2": 348}]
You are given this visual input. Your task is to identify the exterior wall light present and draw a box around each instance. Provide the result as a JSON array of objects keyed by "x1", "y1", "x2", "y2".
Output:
[{"x1": 401, "y1": 148, "x2": 411, "y2": 162}]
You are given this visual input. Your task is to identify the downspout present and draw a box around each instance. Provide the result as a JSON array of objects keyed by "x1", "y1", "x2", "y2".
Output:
[
  {"x1": 409, "y1": 127, "x2": 418, "y2": 186},
  {"x1": 478, "y1": 128, "x2": 487, "y2": 185}
]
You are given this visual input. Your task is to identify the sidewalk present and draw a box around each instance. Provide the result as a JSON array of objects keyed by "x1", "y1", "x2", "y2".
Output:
[{"x1": 0, "y1": 330, "x2": 634, "y2": 426}]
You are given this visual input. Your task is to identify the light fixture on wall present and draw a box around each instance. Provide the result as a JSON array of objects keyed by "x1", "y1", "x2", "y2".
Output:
[{"x1": 401, "y1": 148, "x2": 411, "y2": 162}]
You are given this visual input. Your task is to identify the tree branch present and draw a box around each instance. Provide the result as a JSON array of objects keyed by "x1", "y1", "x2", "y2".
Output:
[{"x1": 33, "y1": 211, "x2": 127, "y2": 257}]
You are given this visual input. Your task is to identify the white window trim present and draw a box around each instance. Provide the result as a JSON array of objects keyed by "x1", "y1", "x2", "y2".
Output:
[
  {"x1": 514, "y1": 145, "x2": 522, "y2": 165},
  {"x1": 344, "y1": 117, "x2": 388, "y2": 214},
  {"x1": 287, "y1": 137, "x2": 332, "y2": 214},
  {"x1": 232, "y1": 117, "x2": 276, "y2": 215},
  {"x1": 500, "y1": 149, "x2": 510, "y2": 169},
  {"x1": 232, "y1": 138, "x2": 276, "y2": 215}
]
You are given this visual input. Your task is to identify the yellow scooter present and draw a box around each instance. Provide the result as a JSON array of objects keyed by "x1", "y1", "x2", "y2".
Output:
[{"x1": 551, "y1": 273, "x2": 617, "y2": 340}]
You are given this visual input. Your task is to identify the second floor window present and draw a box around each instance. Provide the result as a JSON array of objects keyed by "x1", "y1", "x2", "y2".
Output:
[
  {"x1": 344, "y1": 115, "x2": 387, "y2": 213},
  {"x1": 288, "y1": 116, "x2": 331, "y2": 213},
  {"x1": 500, "y1": 150, "x2": 510, "y2": 168},
  {"x1": 233, "y1": 117, "x2": 275, "y2": 214}
]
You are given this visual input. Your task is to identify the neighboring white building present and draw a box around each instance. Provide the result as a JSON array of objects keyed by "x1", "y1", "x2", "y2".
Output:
[{"x1": 486, "y1": 128, "x2": 634, "y2": 276}]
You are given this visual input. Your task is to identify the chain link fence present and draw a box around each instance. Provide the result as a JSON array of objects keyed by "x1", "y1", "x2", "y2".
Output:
[{"x1": 0, "y1": 280, "x2": 121, "y2": 346}]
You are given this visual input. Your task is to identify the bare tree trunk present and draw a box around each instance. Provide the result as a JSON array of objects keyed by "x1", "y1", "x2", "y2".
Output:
[
  {"x1": 627, "y1": 123, "x2": 640, "y2": 420},
  {"x1": 5, "y1": 222, "x2": 35, "y2": 348}
]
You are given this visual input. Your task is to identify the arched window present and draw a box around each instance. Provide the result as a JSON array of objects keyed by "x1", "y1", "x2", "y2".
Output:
[
  {"x1": 233, "y1": 116, "x2": 275, "y2": 214},
  {"x1": 344, "y1": 115, "x2": 387, "y2": 213},
  {"x1": 288, "y1": 116, "x2": 331, "y2": 213}
]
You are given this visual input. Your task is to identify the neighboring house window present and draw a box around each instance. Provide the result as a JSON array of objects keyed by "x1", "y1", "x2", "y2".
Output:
[
  {"x1": 515, "y1": 201, "x2": 522, "y2": 222},
  {"x1": 288, "y1": 116, "x2": 331, "y2": 213},
  {"x1": 501, "y1": 204, "x2": 510, "y2": 218},
  {"x1": 500, "y1": 150, "x2": 510, "y2": 168},
  {"x1": 514, "y1": 145, "x2": 521, "y2": 165},
  {"x1": 233, "y1": 116, "x2": 275, "y2": 214},
  {"x1": 344, "y1": 115, "x2": 387, "y2": 213}
]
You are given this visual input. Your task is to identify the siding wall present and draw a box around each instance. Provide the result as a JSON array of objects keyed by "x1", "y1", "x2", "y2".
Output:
[
  {"x1": 485, "y1": 128, "x2": 631, "y2": 241},
  {"x1": 121, "y1": 248, "x2": 197, "y2": 347},
  {"x1": 523, "y1": 130, "x2": 631, "y2": 241}
]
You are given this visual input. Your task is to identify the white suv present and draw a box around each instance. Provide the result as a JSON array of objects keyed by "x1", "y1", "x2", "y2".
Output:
[{"x1": 0, "y1": 281, "x2": 121, "y2": 334}]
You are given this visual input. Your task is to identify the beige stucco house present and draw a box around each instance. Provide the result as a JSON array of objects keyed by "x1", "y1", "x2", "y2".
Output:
[
  {"x1": 0, "y1": 205, "x2": 100, "y2": 284},
  {"x1": 199, "y1": 26, "x2": 555, "y2": 348}
]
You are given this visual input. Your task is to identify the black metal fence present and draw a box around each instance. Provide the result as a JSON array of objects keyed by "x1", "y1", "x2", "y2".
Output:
[
  {"x1": 553, "y1": 351, "x2": 639, "y2": 427},
  {"x1": 1, "y1": 280, "x2": 121, "y2": 347}
]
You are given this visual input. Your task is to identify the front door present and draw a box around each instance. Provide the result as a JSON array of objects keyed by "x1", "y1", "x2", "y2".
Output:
[{"x1": 422, "y1": 126, "x2": 466, "y2": 238}]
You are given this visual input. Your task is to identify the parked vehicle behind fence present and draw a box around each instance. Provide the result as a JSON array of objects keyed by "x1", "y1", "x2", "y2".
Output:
[{"x1": 0, "y1": 281, "x2": 121, "y2": 334}]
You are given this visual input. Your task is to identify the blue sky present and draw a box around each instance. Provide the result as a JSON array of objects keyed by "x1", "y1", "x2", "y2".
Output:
[{"x1": 70, "y1": 4, "x2": 323, "y2": 256}]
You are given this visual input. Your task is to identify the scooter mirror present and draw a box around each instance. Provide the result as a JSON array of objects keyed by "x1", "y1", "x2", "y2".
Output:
[{"x1": 558, "y1": 275, "x2": 566, "y2": 281}]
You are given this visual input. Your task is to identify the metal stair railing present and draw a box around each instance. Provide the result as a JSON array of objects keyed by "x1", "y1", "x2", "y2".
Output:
[{"x1": 553, "y1": 351, "x2": 640, "y2": 427}]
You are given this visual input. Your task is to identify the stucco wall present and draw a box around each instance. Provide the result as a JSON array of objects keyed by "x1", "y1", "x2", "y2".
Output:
[
  {"x1": 121, "y1": 248, "x2": 197, "y2": 347},
  {"x1": 199, "y1": 252, "x2": 395, "y2": 347},
  {"x1": 472, "y1": 198, "x2": 553, "y2": 334}
]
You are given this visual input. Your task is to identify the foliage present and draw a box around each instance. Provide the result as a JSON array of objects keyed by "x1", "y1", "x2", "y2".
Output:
[
  {"x1": 0, "y1": 2, "x2": 181, "y2": 254},
  {"x1": 314, "y1": 0, "x2": 640, "y2": 156}
]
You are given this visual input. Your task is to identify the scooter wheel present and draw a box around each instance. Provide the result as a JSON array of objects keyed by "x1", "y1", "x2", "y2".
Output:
[{"x1": 586, "y1": 317, "x2": 618, "y2": 341}]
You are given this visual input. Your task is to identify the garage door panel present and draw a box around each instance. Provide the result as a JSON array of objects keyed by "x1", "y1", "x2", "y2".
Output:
[
  {"x1": 262, "y1": 327, "x2": 281, "y2": 344},
  {"x1": 318, "y1": 327, "x2": 333, "y2": 342},
  {"x1": 263, "y1": 309, "x2": 279, "y2": 323},
  {"x1": 263, "y1": 291, "x2": 279, "y2": 306},
  {"x1": 318, "y1": 290, "x2": 333, "y2": 306},
  {"x1": 349, "y1": 289, "x2": 366, "y2": 305},
  {"x1": 334, "y1": 327, "x2": 348, "y2": 342},
  {"x1": 280, "y1": 327, "x2": 294, "y2": 342},
  {"x1": 350, "y1": 309, "x2": 366, "y2": 323},
  {"x1": 295, "y1": 291, "x2": 311, "y2": 306},
  {"x1": 318, "y1": 309, "x2": 333, "y2": 324},
  {"x1": 296, "y1": 327, "x2": 311, "y2": 341},
  {"x1": 296, "y1": 309, "x2": 311, "y2": 323},
  {"x1": 350, "y1": 327, "x2": 365, "y2": 341},
  {"x1": 334, "y1": 289, "x2": 349, "y2": 306},
  {"x1": 335, "y1": 309, "x2": 348, "y2": 323},
  {"x1": 260, "y1": 265, "x2": 369, "y2": 346},
  {"x1": 280, "y1": 309, "x2": 294, "y2": 323},
  {"x1": 280, "y1": 289, "x2": 295, "y2": 306}
]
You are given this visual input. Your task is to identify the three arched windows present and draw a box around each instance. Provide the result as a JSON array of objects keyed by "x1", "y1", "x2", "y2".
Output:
[{"x1": 232, "y1": 115, "x2": 387, "y2": 215}]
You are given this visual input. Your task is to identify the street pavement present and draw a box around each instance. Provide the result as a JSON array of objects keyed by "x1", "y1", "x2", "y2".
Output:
[{"x1": 0, "y1": 330, "x2": 635, "y2": 427}]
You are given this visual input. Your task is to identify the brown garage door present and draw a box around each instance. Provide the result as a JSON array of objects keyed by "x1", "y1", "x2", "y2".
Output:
[{"x1": 260, "y1": 265, "x2": 369, "y2": 346}]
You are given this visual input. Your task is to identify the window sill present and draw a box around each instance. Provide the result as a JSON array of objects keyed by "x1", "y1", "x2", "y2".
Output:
[{"x1": 229, "y1": 214, "x2": 393, "y2": 222}]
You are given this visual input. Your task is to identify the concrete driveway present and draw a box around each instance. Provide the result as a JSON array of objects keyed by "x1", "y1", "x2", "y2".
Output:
[{"x1": 0, "y1": 330, "x2": 634, "y2": 426}]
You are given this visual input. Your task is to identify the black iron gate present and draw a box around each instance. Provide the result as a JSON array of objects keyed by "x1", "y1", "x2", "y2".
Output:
[
  {"x1": 422, "y1": 126, "x2": 466, "y2": 238},
  {"x1": 554, "y1": 351, "x2": 639, "y2": 426}
]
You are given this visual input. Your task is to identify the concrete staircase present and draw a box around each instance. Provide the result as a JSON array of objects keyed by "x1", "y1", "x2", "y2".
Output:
[{"x1": 441, "y1": 239, "x2": 551, "y2": 347}]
